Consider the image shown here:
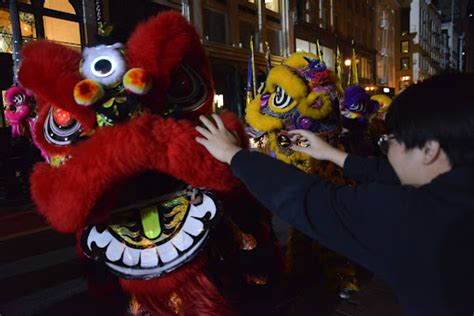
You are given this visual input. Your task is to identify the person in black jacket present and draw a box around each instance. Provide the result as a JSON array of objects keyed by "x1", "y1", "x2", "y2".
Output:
[{"x1": 195, "y1": 74, "x2": 474, "y2": 316}]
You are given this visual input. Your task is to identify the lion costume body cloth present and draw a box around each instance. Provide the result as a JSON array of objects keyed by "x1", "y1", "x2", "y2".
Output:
[
  {"x1": 245, "y1": 52, "x2": 360, "y2": 295},
  {"x1": 19, "y1": 12, "x2": 280, "y2": 315}
]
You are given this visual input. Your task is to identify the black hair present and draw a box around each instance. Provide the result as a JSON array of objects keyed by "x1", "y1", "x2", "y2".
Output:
[{"x1": 386, "y1": 73, "x2": 474, "y2": 167}]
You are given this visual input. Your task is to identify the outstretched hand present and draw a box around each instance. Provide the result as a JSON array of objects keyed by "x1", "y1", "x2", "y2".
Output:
[
  {"x1": 288, "y1": 129, "x2": 348, "y2": 167},
  {"x1": 195, "y1": 114, "x2": 242, "y2": 164}
]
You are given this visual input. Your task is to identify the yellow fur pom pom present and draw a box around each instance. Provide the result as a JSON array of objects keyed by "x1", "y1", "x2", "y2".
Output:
[
  {"x1": 123, "y1": 68, "x2": 152, "y2": 95},
  {"x1": 73, "y1": 79, "x2": 104, "y2": 106}
]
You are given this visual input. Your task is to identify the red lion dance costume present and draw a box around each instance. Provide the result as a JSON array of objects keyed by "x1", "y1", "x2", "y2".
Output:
[{"x1": 18, "y1": 12, "x2": 279, "y2": 315}]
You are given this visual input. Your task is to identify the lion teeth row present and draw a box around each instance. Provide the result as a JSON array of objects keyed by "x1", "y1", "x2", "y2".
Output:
[{"x1": 87, "y1": 194, "x2": 216, "y2": 269}]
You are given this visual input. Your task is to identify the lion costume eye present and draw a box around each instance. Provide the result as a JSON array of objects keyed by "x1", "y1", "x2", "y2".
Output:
[
  {"x1": 349, "y1": 101, "x2": 365, "y2": 112},
  {"x1": 91, "y1": 56, "x2": 115, "y2": 78},
  {"x1": 81, "y1": 43, "x2": 126, "y2": 88},
  {"x1": 166, "y1": 66, "x2": 208, "y2": 112},
  {"x1": 271, "y1": 86, "x2": 293, "y2": 109},
  {"x1": 44, "y1": 106, "x2": 82, "y2": 146}
]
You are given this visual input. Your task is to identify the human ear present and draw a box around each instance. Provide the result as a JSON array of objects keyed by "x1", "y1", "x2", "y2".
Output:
[{"x1": 422, "y1": 140, "x2": 441, "y2": 165}]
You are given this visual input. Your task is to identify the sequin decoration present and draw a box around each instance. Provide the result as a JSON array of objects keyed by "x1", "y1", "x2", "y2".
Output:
[
  {"x1": 277, "y1": 134, "x2": 292, "y2": 149},
  {"x1": 245, "y1": 274, "x2": 268, "y2": 286},
  {"x1": 240, "y1": 232, "x2": 257, "y2": 251},
  {"x1": 168, "y1": 292, "x2": 183, "y2": 315}
]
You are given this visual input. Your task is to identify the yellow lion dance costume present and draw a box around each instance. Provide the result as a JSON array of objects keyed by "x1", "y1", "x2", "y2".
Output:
[{"x1": 246, "y1": 52, "x2": 360, "y2": 298}]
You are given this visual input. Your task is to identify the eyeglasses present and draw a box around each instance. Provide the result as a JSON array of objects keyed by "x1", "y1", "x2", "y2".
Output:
[{"x1": 377, "y1": 134, "x2": 396, "y2": 155}]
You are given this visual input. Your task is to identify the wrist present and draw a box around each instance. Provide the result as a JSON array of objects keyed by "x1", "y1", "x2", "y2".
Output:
[
  {"x1": 225, "y1": 146, "x2": 243, "y2": 165},
  {"x1": 329, "y1": 148, "x2": 348, "y2": 168},
  {"x1": 326, "y1": 147, "x2": 348, "y2": 167}
]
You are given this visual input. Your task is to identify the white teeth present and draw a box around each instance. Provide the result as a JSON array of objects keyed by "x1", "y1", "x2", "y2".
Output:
[
  {"x1": 140, "y1": 248, "x2": 159, "y2": 268},
  {"x1": 182, "y1": 216, "x2": 204, "y2": 237},
  {"x1": 105, "y1": 233, "x2": 208, "y2": 278},
  {"x1": 171, "y1": 230, "x2": 194, "y2": 252},
  {"x1": 122, "y1": 246, "x2": 140, "y2": 267},
  {"x1": 189, "y1": 194, "x2": 217, "y2": 219},
  {"x1": 87, "y1": 193, "x2": 218, "y2": 278},
  {"x1": 87, "y1": 227, "x2": 113, "y2": 250},
  {"x1": 156, "y1": 242, "x2": 178, "y2": 263},
  {"x1": 105, "y1": 238, "x2": 125, "y2": 262}
]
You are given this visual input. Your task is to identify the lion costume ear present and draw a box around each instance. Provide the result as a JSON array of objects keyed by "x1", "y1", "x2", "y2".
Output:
[
  {"x1": 18, "y1": 40, "x2": 96, "y2": 129},
  {"x1": 125, "y1": 11, "x2": 213, "y2": 114}
]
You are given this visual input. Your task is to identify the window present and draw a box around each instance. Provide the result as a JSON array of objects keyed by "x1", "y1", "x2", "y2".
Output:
[
  {"x1": 267, "y1": 28, "x2": 281, "y2": 56},
  {"x1": 295, "y1": 37, "x2": 333, "y2": 70},
  {"x1": 0, "y1": 8, "x2": 12, "y2": 53},
  {"x1": 265, "y1": 0, "x2": 279, "y2": 13},
  {"x1": 318, "y1": 0, "x2": 326, "y2": 29},
  {"x1": 43, "y1": 0, "x2": 76, "y2": 14},
  {"x1": 401, "y1": 40, "x2": 409, "y2": 53},
  {"x1": 296, "y1": 38, "x2": 310, "y2": 52},
  {"x1": 360, "y1": 57, "x2": 367, "y2": 79},
  {"x1": 321, "y1": 46, "x2": 334, "y2": 70},
  {"x1": 203, "y1": 8, "x2": 229, "y2": 44},
  {"x1": 43, "y1": 16, "x2": 80, "y2": 48},
  {"x1": 401, "y1": 57, "x2": 409, "y2": 70},
  {"x1": 239, "y1": 20, "x2": 256, "y2": 49},
  {"x1": 0, "y1": 0, "x2": 83, "y2": 53},
  {"x1": 297, "y1": 0, "x2": 311, "y2": 23},
  {"x1": 0, "y1": 9, "x2": 37, "y2": 53}
]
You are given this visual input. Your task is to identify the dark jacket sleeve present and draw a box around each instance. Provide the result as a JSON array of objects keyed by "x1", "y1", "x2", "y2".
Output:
[
  {"x1": 231, "y1": 150, "x2": 413, "y2": 278},
  {"x1": 343, "y1": 154, "x2": 400, "y2": 185}
]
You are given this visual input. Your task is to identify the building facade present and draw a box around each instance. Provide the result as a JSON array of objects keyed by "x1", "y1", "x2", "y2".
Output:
[
  {"x1": 438, "y1": 0, "x2": 467, "y2": 72},
  {"x1": 1, "y1": 0, "x2": 293, "y2": 121},
  {"x1": 465, "y1": 0, "x2": 474, "y2": 72},
  {"x1": 375, "y1": 0, "x2": 400, "y2": 91},
  {"x1": 397, "y1": 0, "x2": 442, "y2": 90},
  {"x1": 292, "y1": 0, "x2": 378, "y2": 88}
]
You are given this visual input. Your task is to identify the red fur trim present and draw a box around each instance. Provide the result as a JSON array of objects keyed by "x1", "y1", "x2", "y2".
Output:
[
  {"x1": 126, "y1": 11, "x2": 213, "y2": 116},
  {"x1": 122, "y1": 256, "x2": 235, "y2": 315},
  {"x1": 31, "y1": 111, "x2": 243, "y2": 233},
  {"x1": 219, "y1": 111, "x2": 249, "y2": 149},
  {"x1": 120, "y1": 255, "x2": 207, "y2": 296},
  {"x1": 18, "y1": 40, "x2": 96, "y2": 130}
]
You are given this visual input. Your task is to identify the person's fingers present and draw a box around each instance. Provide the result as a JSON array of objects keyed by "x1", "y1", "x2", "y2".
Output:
[
  {"x1": 231, "y1": 131, "x2": 241, "y2": 146},
  {"x1": 195, "y1": 126, "x2": 213, "y2": 139},
  {"x1": 289, "y1": 135, "x2": 301, "y2": 142},
  {"x1": 290, "y1": 144, "x2": 310, "y2": 154},
  {"x1": 195, "y1": 136, "x2": 207, "y2": 146},
  {"x1": 212, "y1": 113, "x2": 225, "y2": 130},
  {"x1": 288, "y1": 129, "x2": 311, "y2": 137},
  {"x1": 199, "y1": 115, "x2": 218, "y2": 133}
]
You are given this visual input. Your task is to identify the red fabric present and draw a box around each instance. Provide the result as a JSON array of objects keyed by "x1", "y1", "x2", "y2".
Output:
[
  {"x1": 121, "y1": 256, "x2": 235, "y2": 315},
  {"x1": 126, "y1": 11, "x2": 213, "y2": 117},
  {"x1": 18, "y1": 41, "x2": 96, "y2": 129},
  {"x1": 30, "y1": 111, "x2": 243, "y2": 233}
]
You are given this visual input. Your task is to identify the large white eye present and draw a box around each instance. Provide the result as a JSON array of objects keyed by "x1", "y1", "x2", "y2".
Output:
[
  {"x1": 91, "y1": 56, "x2": 116, "y2": 78},
  {"x1": 81, "y1": 43, "x2": 126, "y2": 87},
  {"x1": 271, "y1": 86, "x2": 293, "y2": 109}
]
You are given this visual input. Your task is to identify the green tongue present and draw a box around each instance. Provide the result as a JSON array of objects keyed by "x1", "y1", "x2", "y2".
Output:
[{"x1": 140, "y1": 206, "x2": 161, "y2": 239}]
